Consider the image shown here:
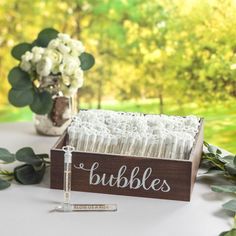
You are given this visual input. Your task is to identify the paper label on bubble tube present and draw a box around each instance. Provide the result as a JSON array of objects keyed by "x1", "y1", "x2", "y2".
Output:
[
  {"x1": 53, "y1": 204, "x2": 117, "y2": 212},
  {"x1": 72, "y1": 204, "x2": 117, "y2": 212}
]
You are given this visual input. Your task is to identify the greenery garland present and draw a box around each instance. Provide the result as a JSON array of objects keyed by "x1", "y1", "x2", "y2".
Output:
[
  {"x1": 202, "y1": 142, "x2": 236, "y2": 236},
  {"x1": 0, "y1": 147, "x2": 49, "y2": 187}
]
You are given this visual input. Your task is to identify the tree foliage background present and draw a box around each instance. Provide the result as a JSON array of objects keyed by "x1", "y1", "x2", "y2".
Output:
[{"x1": 0, "y1": 0, "x2": 235, "y2": 152}]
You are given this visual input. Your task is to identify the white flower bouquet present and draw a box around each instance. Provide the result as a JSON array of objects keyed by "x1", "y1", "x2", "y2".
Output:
[{"x1": 8, "y1": 28, "x2": 95, "y2": 115}]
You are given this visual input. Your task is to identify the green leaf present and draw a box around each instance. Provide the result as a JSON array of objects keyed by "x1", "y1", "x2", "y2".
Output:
[
  {"x1": 30, "y1": 91, "x2": 53, "y2": 114},
  {"x1": 0, "y1": 178, "x2": 11, "y2": 190},
  {"x1": 11, "y1": 42, "x2": 32, "y2": 60},
  {"x1": 79, "y1": 52, "x2": 95, "y2": 71},
  {"x1": 31, "y1": 40, "x2": 38, "y2": 47},
  {"x1": 204, "y1": 168, "x2": 224, "y2": 175},
  {"x1": 0, "y1": 148, "x2": 15, "y2": 163},
  {"x1": 225, "y1": 163, "x2": 236, "y2": 176},
  {"x1": 16, "y1": 147, "x2": 42, "y2": 166},
  {"x1": 205, "y1": 153, "x2": 216, "y2": 158},
  {"x1": 14, "y1": 163, "x2": 45, "y2": 185},
  {"x1": 219, "y1": 155, "x2": 235, "y2": 165},
  {"x1": 36, "y1": 28, "x2": 59, "y2": 47},
  {"x1": 8, "y1": 67, "x2": 32, "y2": 89},
  {"x1": 216, "y1": 148, "x2": 222, "y2": 154},
  {"x1": 211, "y1": 185, "x2": 236, "y2": 193},
  {"x1": 36, "y1": 154, "x2": 49, "y2": 160},
  {"x1": 219, "y1": 229, "x2": 236, "y2": 236},
  {"x1": 208, "y1": 144, "x2": 217, "y2": 154},
  {"x1": 222, "y1": 200, "x2": 236, "y2": 212},
  {"x1": 8, "y1": 88, "x2": 34, "y2": 107},
  {"x1": 202, "y1": 154, "x2": 225, "y2": 170},
  {"x1": 203, "y1": 141, "x2": 210, "y2": 148},
  {"x1": 234, "y1": 156, "x2": 236, "y2": 167}
]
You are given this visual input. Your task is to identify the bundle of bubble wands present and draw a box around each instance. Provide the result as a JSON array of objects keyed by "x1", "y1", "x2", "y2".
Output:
[{"x1": 67, "y1": 110, "x2": 200, "y2": 160}]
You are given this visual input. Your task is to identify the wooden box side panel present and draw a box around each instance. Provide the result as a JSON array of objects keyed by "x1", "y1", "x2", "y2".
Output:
[
  {"x1": 50, "y1": 150, "x2": 192, "y2": 201},
  {"x1": 189, "y1": 119, "x2": 204, "y2": 193},
  {"x1": 52, "y1": 131, "x2": 67, "y2": 149}
]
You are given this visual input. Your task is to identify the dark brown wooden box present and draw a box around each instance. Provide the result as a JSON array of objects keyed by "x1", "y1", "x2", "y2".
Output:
[{"x1": 50, "y1": 119, "x2": 203, "y2": 201}]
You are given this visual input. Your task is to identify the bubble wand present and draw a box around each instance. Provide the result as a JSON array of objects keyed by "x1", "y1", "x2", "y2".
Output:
[{"x1": 53, "y1": 145, "x2": 117, "y2": 212}]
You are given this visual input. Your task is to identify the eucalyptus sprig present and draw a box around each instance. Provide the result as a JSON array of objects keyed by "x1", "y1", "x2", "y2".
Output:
[
  {"x1": 202, "y1": 142, "x2": 236, "y2": 236},
  {"x1": 0, "y1": 147, "x2": 49, "y2": 190}
]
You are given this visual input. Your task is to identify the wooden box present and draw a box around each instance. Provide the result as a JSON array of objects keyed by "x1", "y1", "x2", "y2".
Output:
[{"x1": 50, "y1": 119, "x2": 203, "y2": 201}]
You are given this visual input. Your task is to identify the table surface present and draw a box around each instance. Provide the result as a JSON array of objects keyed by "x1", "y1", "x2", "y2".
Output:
[{"x1": 0, "y1": 122, "x2": 233, "y2": 236}]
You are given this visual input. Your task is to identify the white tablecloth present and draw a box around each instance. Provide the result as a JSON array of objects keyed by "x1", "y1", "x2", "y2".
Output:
[{"x1": 0, "y1": 122, "x2": 233, "y2": 236}]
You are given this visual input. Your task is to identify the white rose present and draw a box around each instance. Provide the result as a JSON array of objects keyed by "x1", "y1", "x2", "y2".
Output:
[
  {"x1": 69, "y1": 40, "x2": 85, "y2": 56},
  {"x1": 36, "y1": 57, "x2": 53, "y2": 76},
  {"x1": 21, "y1": 51, "x2": 33, "y2": 61},
  {"x1": 58, "y1": 43, "x2": 71, "y2": 54},
  {"x1": 20, "y1": 60, "x2": 31, "y2": 72},
  {"x1": 61, "y1": 74, "x2": 71, "y2": 86},
  {"x1": 58, "y1": 33, "x2": 70, "y2": 42},
  {"x1": 44, "y1": 49, "x2": 62, "y2": 66},
  {"x1": 48, "y1": 38, "x2": 60, "y2": 49},
  {"x1": 51, "y1": 66, "x2": 60, "y2": 75},
  {"x1": 73, "y1": 68, "x2": 83, "y2": 79},
  {"x1": 32, "y1": 46, "x2": 44, "y2": 54},
  {"x1": 71, "y1": 70, "x2": 84, "y2": 89},
  {"x1": 59, "y1": 55, "x2": 80, "y2": 75},
  {"x1": 31, "y1": 46, "x2": 45, "y2": 63},
  {"x1": 32, "y1": 54, "x2": 42, "y2": 63}
]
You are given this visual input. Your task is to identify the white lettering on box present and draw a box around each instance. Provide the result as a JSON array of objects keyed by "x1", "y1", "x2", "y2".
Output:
[{"x1": 74, "y1": 162, "x2": 171, "y2": 193}]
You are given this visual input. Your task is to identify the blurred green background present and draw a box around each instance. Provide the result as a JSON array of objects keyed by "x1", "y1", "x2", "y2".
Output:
[{"x1": 0, "y1": 0, "x2": 235, "y2": 152}]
